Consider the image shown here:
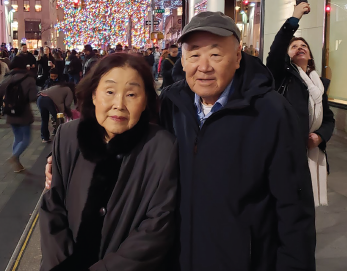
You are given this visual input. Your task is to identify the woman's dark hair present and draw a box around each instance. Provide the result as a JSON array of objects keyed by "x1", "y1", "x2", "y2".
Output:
[
  {"x1": 289, "y1": 37, "x2": 316, "y2": 74},
  {"x1": 76, "y1": 53, "x2": 157, "y2": 123},
  {"x1": 9, "y1": 55, "x2": 27, "y2": 70}
]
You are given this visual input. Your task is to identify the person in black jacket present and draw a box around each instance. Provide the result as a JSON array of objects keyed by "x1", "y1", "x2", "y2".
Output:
[
  {"x1": 144, "y1": 48, "x2": 155, "y2": 68},
  {"x1": 39, "y1": 53, "x2": 177, "y2": 271},
  {"x1": 82, "y1": 44, "x2": 99, "y2": 76},
  {"x1": 172, "y1": 58, "x2": 186, "y2": 82},
  {"x1": 37, "y1": 46, "x2": 56, "y2": 87},
  {"x1": 18, "y1": 44, "x2": 37, "y2": 75},
  {"x1": 42, "y1": 68, "x2": 62, "y2": 90},
  {"x1": 68, "y1": 50, "x2": 82, "y2": 84},
  {"x1": 161, "y1": 45, "x2": 179, "y2": 88},
  {"x1": 266, "y1": 2, "x2": 335, "y2": 207},
  {"x1": 45, "y1": 11, "x2": 316, "y2": 271}
]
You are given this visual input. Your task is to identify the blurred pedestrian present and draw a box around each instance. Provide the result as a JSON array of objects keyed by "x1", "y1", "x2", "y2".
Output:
[
  {"x1": 17, "y1": 44, "x2": 37, "y2": 74},
  {"x1": 42, "y1": 68, "x2": 62, "y2": 90},
  {"x1": 161, "y1": 44, "x2": 179, "y2": 88},
  {"x1": 37, "y1": 46, "x2": 56, "y2": 87},
  {"x1": 266, "y1": 3, "x2": 335, "y2": 207},
  {"x1": 172, "y1": 58, "x2": 185, "y2": 82},
  {"x1": 40, "y1": 53, "x2": 178, "y2": 271},
  {"x1": 0, "y1": 55, "x2": 37, "y2": 172},
  {"x1": 37, "y1": 83, "x2": 74, "y2": 142},
  {"x1": 53, "y1": 51, "x2": 65, "y2": 81},
  {"x1": 144, "y1": 48, "x2": 155, "y2": 70},
  {"x1": 68, "y1": 50, "x2": 83, "y2": 84},
  {"x1": 0, "y1": 50, "x2": 11, "y2": 66},
  {"x1": 0, "y1": 57, "x2": 10, "y2": 82},
  {"x1": 82, "y1": 44, "x2": 99, "y2": 76},
  {"x1": 153, "y1": 47, "x2": 161, "y2": 81}
]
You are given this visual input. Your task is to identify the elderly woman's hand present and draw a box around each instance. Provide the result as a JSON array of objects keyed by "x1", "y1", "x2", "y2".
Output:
[{"x1": 45, "y1": 156, "x2": 53, "y2": 190}]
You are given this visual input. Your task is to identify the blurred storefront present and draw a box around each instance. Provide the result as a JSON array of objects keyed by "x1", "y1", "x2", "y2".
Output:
[{"x1": 323, "y1": 0, "x2": 347, "y2": 104}]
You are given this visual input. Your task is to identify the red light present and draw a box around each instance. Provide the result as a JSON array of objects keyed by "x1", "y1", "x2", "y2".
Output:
[
  {"x1": 153, "y1": 39, "x2": 157, "y2": 43},
  {"x1": 326, "y1": 6, "x2": 331, "y2": 12},
  {"x1": 243, "y1": 0, "x2": 249, "y2": 4}
]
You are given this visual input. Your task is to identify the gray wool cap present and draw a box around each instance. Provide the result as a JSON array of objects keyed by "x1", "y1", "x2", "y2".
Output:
[{"x1": 178, "y1": 11, "x2": 241, "y2": 43}]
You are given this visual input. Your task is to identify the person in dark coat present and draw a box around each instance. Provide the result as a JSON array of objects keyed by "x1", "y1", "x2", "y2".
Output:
[
  {"x1": 18, "y1": 43, "x2": 37, "y2": 74},
  {"x1": 39, "y1": 53, "x2": 178, "y2": 271},
  {"x1": 42, "y1": 68, "x2": 62, "y2": 90},
  {"x1": 0, "y1": 55, "x2": 37, "y2": 172},
  {"x1": 172, "y1": 58, "x2": 186, "y2": 82},
  {"x1": 44, "y1": 12, "x2": 316, "y2": 271},
  {"x1": 144, "y1": 48, "x2": 155, "y2": 68},
  {"x1": 161, "y1": 44, "x2": 179, "y2": 88},
  {"x1": 159, "y1": 11, "x2": 315, "y2": 271},
  {"x1": 266, "y1": 3, "x2": 335, "y2": 206},
  {"x1": 37, "y1": 46, "x2": 56, "y2": 87},
  {"x1": 82, "y1": 44, "x2": 99, "y2": 76},
  {"x1": 53, "y1": 51, "x2": 65, "y2": 81},
  {"x1": 67, "y1": 49, "x2": 83, "y2": 84}
]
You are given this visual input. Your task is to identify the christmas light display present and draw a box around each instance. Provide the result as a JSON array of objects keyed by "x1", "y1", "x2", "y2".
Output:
[
  {"x1": 195, "y1": 0, "x2": 207, "y2": 15},
  {"x1": 56, "y1": 0, "x2": 151, "y2": 48}
]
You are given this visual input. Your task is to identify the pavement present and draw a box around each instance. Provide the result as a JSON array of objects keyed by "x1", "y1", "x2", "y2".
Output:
[
  {"x1": 0, "y1": 103, "x2": 52, "y2": 271},
  {"x1": 0, "y1": 90, "x2": 346, "y2": 270}
]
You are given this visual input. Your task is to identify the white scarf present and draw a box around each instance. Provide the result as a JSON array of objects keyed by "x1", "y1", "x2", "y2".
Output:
[{"x1": 296, "y1": 65, "x2": 327, "y2": 207}]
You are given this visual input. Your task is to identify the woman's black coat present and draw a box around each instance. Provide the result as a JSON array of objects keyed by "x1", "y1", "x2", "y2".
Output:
[
  {"x1": 40, "y1": 115, "x2": 178, "y2": 271},
  {"x1": 266, "y1": 18, "x2": 335, "y2": 150}
]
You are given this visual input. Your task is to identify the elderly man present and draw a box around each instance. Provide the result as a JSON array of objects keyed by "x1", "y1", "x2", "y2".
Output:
[{"x1": 45, "y1": 12, "x2": 315, "y2": 271}]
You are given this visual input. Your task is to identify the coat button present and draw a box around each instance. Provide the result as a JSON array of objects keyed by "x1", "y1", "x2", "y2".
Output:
[
  {"x1": 99, "y1": 207, "x2": 107, "y2": 217},
  {"x1": 116, "y1": 154, "x2": 124, "y2": 160}
]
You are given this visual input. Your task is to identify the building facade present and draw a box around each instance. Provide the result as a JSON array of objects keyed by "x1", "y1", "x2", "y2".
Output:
[{"x1": 3, "y1": 0, "x2": 64, "y2": 50}]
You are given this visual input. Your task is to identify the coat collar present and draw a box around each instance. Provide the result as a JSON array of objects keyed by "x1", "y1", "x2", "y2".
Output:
[{"x1": 77, "y1": 112, "x2": 149, "y2": 163}]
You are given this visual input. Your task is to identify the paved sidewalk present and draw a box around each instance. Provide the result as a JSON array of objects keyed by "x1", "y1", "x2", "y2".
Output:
[
  {"x1": 0, "y1": 103, "x2": 53, "y2": 271},
  {"x1": 0, "y1": 104, "x2": 44, "y2": 212}
]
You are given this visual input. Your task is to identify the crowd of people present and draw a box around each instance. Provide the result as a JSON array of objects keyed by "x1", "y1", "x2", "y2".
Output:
[
  {"x1": 0, "y1": 41, "x2": 184, "y2": 172},
  {"x1": 0, "y1": 3, "x2": 336, "y2": 271}
]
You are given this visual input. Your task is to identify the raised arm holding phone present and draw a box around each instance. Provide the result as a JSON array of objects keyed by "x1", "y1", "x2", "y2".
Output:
[{"x1": 266, "y1": 1, "x2": 335, "y2": 207}]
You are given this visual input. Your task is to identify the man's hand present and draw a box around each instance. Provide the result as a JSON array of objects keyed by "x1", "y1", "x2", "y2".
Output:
[
  {"x1": 308, "y1": 133, "x2": 322, "y2": 149},
  {"x1": 31, "y1": 64, "x2": 35, "y2": 68},
  {"x1": 45, "y1": 156, "x2": 53, "y2": 190},
  {"x1": 293, "y1": 2, "x2": 310, "y2": 20}
]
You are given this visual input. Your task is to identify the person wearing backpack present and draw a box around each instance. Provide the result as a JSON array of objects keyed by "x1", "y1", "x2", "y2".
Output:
[
  {"x1": 161, "y1": 44, "x2": 179, "y2": 88},
  {"x1": 0, "y1": 55, "x2": 38, "y2": 172}
]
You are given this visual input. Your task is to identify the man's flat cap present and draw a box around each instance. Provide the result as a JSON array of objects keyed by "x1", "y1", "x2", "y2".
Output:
[{"x1": 178, "y1": 11, "x2": 241, "y2": 43}]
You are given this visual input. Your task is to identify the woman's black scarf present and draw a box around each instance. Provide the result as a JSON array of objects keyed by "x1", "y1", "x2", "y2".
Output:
[{"x1": 51, "y1": 112, "x2": 149, "y2": 271}]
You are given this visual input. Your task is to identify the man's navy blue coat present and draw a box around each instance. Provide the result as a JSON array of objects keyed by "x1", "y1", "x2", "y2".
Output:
[{"x1": 159, "y1": 52, "x2": 316, "y2": 271}]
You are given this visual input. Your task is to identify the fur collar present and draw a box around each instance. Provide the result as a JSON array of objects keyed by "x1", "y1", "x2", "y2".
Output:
[{"x1": 77, "y1": 112, "x2": 149, "y2": 163}]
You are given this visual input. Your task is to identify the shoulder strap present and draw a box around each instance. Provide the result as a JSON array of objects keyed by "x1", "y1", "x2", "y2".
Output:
[{"x1": 165, "y1": 58, "x2": 175, "y2": 66}]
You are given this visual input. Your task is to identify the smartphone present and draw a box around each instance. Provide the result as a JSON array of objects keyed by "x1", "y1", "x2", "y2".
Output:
[
  {"x1": 296, "y1": 0, "x2": 308, "y2": 4},
  {"x1": 296, "y1": 0, "x2": 309, "y2": 14}
]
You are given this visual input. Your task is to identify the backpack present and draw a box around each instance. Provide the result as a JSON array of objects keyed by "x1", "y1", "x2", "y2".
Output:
[{"x1": 2, "y1": 75, "x2": 29, "y2": 116}]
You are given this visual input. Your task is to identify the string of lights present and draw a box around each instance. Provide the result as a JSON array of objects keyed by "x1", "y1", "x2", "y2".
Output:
[{"x1": 55, "y1": 0, "x2": 151, "y2": 48}]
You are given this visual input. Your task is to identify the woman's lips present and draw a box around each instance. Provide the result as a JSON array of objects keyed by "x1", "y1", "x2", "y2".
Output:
[{"x1": 110, "y1": 116, "x2": 127, "y2": 122}]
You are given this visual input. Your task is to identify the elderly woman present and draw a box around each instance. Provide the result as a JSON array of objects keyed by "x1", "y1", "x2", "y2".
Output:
[
  {"x1": 266, "y1": 2, "x2": 335, "y2": 206},
  {"x1": 39, "y1": 53, "x2": 178, "y2": 271}
]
